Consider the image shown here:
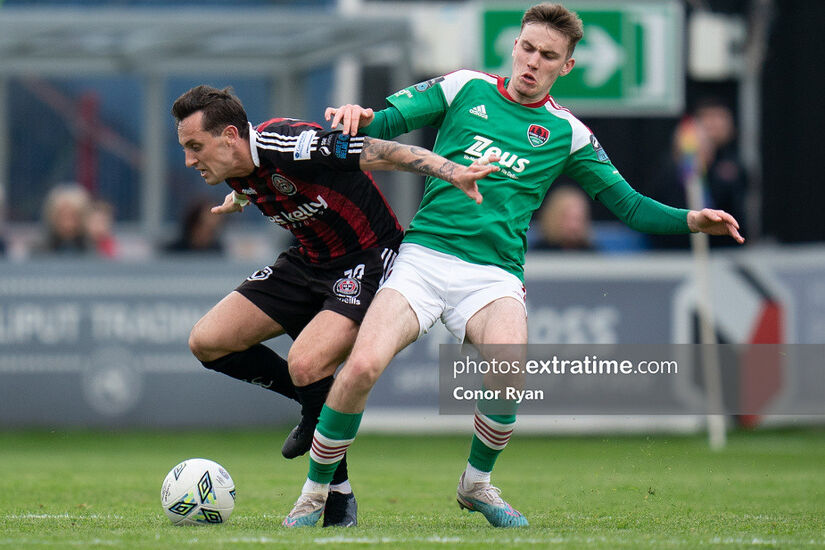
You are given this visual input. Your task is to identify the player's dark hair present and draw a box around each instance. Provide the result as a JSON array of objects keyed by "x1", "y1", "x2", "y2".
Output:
[
  {"x1": 521, "y1": 3, "x2": 584, "y2": 58},
  {"x1": 171, "y1": 85, "x2": 249, "y2": 140}
]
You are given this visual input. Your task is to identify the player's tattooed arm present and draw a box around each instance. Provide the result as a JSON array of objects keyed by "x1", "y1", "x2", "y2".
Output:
[
  {"x1": 358, "y1": 136, "x2": 499, "y2": 204},
  {"x1": 360, "y1": 138, "x2": 459, "y2": 181}
]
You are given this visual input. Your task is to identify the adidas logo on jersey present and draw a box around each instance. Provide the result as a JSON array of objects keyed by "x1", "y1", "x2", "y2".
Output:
[{"x1": 469, "y1": 105, "x2": 488, "y2": 119}]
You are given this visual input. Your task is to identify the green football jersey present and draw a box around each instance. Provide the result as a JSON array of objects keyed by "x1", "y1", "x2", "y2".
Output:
[{"x1": 386, "y1": 70, "x2": 626, "y2": 281}]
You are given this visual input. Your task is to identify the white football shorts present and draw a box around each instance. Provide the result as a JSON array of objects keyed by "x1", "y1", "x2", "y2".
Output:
[{"x1": 379, "y1": 243, "x2": 526, "y2": 342}]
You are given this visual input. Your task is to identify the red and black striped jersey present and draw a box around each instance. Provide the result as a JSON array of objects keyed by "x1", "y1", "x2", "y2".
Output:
[{"x1": 225, "y1": 118, "x2": 403, "y2": 263}]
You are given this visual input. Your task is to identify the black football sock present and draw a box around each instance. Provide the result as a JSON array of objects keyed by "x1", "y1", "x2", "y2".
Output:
[
  {"x1": 201, "y1": 344, "x2": 298, "y2": 402},
  {"x1": 331, "y1": 454, "x2": 349, "y2": 487},
  {"x1": 294, "y1": 375, "x2": 335, "y2": 422}
]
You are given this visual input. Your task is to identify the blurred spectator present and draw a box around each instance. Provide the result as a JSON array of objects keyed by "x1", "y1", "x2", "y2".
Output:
[
  {"x1": 85, "y1": 199, "x2": 119, "y2": 258},
  {"x1": 649, "y1": 97, "x2": 749, "y2": 249},
  {"x1": 532, "y1": 185, "x2": 594, "y2": 251},
  {"x1": 33, "y1": 183, "x2": 92, "y2": 255},
  {"x1": 163, "y1": 197, "x2": 225, "y2": 255}
]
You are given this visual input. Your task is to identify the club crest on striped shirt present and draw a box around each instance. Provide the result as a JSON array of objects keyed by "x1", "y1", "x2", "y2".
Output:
[{"x1": 271, "y1": 174, "x2": 297, "y2": 196}]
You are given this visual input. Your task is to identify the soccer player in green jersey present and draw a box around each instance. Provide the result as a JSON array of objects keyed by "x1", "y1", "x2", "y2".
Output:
[{"x1": 283, "y1": 2, "x2": 744, "y2": 528}]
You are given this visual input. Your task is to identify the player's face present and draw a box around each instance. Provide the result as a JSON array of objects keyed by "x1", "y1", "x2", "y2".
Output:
[
  {"x1": 508, "y1": 22, "x2": 576, "y2": 104},
  {"x1": 177, "y1": 111, "x2": 238, "y2": 186}
]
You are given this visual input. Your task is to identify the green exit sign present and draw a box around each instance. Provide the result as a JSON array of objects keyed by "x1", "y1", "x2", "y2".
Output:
[{"x1": 482, "y1": 1, "x2": 684, "y2": 116}]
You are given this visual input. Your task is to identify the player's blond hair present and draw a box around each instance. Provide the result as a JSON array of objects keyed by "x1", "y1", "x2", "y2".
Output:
[{"x1": 521, "y1": 3, "x2": 584, "y2": 58}]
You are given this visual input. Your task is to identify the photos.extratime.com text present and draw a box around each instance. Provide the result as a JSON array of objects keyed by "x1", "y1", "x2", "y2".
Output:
[{"x1": 451, "y1": 355, "x2": 679, "y2": 379}]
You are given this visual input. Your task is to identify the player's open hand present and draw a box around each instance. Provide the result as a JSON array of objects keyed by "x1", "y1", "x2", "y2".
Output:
[
  {"x1": 325, "y1": 104, "x2": 374, "y2": 136},
  {"x1": 687, "y1": 208, "x2": 745, "y2": 243},
  {"x1": 211, "y1": 191, "x2": 245, "y2": 215},
  {"x1": 452, "y1": 155, "x2": 501, "y2": 205}
]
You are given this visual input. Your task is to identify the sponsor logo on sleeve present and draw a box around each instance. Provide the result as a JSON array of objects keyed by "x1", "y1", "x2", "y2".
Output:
[
  {"x1": 590, "y1": 134, "x2": 610, "y2": 162},
  {"x1": 334, "y1": 134, "x2": 350, "y2": 159},
  {"x1": 318, "y1": 134, "x2": 335, "y2": 157},
  {"x1": 293, "y1": 129, "x2": 316, "y2": 161},
  {"x1": 414, "y1": 76, "x2": 445, "y2": 92}
]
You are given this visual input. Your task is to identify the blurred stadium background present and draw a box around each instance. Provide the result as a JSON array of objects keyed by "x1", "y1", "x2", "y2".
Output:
[{"x1": 0, "y1": 0, "x2": 823, "y2": 436}]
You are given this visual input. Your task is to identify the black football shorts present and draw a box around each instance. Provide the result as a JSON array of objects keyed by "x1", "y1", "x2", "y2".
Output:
[{"x1": 235, "y1": 241, "x2": 399, "y2": 339}]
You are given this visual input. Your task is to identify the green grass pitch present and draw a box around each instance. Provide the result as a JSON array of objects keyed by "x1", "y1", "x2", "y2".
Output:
[{"x1": 1, "y1": 427, "x2": 823, "y2": 549}]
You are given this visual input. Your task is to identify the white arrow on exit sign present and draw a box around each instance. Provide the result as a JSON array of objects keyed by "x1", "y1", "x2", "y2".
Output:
[{"x1": 574, "y1": 25, "x2": 625, "y2": 87}]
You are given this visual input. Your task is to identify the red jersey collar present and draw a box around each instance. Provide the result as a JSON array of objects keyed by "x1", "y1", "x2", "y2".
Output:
[{"x1": 497, "y1": 76, "x2": 550, "y2": 108}]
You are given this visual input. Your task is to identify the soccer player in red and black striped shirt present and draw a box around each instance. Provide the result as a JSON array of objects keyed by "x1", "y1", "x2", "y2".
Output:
[{"x1": 171, "y1": 85, "x2": 497, "y2": 526}]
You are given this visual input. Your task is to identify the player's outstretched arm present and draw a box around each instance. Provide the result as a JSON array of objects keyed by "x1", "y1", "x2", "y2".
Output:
[
  {"x1": 325, "y1": 104, "x2": 374, "y2": 136},
  {"x1": 687, "y1": 208, "x2": 745, "y2": 243},
  {"x1": 358, "y1": 137, "x2": 499, "y2": 205},
  {"x1": 211, "y1": 191, "x2": 248, "y2": 215},
  {"x1": 596, "y1": 180, "x2": 745, "y2": 244}
]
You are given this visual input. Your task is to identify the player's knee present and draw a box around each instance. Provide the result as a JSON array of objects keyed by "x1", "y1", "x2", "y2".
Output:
[
  {"x1": 286, "y1": 349, "x2": 327, "y2": 387},
  {"x1": 189, "y1": 324, "x2": 218, "y2": 363},
  {"x1": 340, "y1": 353, "x2": 382, "y2": 394},
  {"x1": 188, "y1": 330, "x2": 207, "y2": 362}
]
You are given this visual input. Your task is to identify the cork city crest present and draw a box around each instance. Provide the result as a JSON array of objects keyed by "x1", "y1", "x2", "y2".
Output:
[{"x1": 527, "y1": 124, "x2": 550, "y2": 147}]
